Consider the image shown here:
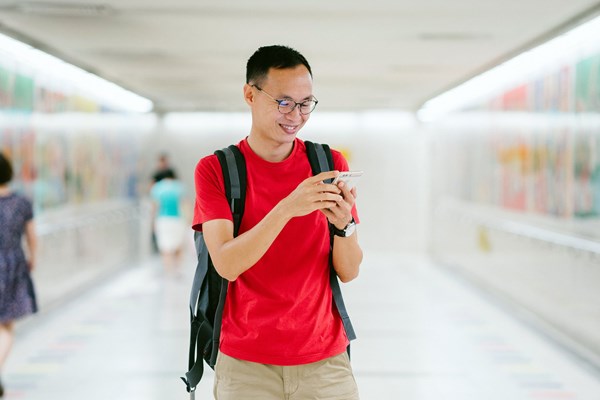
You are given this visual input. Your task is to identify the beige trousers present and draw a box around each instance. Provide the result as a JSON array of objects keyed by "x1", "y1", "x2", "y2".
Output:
[{"x1": 214, "y1": 351, "x2": 359, "y2": 400}]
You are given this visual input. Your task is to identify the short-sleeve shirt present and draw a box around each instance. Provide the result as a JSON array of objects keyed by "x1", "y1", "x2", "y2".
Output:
[
  {"x1": 193, "y1": 138, "x2": 359, "y2": 366},
  {"x1": 151, "y1": 179, "x2": 185, "y2": 217}
]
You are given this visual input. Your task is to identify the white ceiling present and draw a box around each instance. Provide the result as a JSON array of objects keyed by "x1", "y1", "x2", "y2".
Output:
[{"x1": 1, "y1": 0, "x2": 599, "y2": 113}]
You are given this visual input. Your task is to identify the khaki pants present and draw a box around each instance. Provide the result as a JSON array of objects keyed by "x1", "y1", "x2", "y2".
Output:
[{"x1": 214, "y1": 351, "x2": 359, "y2": 400}]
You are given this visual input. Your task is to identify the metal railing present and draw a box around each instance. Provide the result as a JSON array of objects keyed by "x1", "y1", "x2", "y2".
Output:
[{"x1": 435, "y1": 198, "x2": 600, "y2": 257}]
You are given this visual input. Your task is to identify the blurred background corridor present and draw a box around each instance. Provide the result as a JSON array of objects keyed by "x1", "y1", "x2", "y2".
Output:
[{"x1": 1, "y1": 1, "x2": 600, "y2": 399}]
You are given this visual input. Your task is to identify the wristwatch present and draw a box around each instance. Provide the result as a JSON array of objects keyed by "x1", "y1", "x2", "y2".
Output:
[{"x1": 332, "y1": 218, "x2": 356, "y2": 237}]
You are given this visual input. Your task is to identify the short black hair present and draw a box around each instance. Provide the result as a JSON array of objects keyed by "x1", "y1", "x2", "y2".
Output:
[
  {"x1": 163, "y1": 169, "x2": 176, "y2": 180},
  {"x1": 153, "y1": 168, "x2": 176, "y2": 182},
  {"x1": 246, "y1": 45, "x2": 312, "y2": 86},
  {"x1": 0, "y1": 151, "x2": 13, "y2": 184}
]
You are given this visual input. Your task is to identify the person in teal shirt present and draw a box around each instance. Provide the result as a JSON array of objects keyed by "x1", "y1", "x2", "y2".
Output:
[{"x1": 150, "y1": 170, "x2": 188, "y2": 272}]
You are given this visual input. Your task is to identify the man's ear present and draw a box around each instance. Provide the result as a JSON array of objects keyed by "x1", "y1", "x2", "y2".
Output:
[{"x1": 243, "y1": 84, "x2": 254, "y2": 106}]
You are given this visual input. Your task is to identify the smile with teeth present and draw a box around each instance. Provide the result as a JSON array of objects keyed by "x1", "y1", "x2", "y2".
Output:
[{"x1": 280, "y1": 124, "x2": 298, "y2": 133}]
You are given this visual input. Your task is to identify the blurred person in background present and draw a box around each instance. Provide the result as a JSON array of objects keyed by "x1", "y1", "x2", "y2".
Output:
[
  {"x1": 150, "y1": 153, "x2": 178, "y2": 253},
  {"x1": 194, "y1": 45, "x2": 362, "y2": 399},
  {"x1": 150, "y1": 169, "x2": 188, "y2": 274},
  {"x1": 151, "y1": 152, "x2": 177, "y2": 184},
  {"x1": 0, "y1": 151, "x2": 37, "y2": 397}
]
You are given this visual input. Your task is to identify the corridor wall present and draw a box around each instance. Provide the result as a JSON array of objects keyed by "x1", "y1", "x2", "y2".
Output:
[{"x1": 427, "y1": 43, "x2": 600, "y2": 366}]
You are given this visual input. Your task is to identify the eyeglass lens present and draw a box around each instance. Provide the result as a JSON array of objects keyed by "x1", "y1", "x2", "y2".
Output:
[{"x1": 278, "y1": 99, "x2": 317, "y2": 114}]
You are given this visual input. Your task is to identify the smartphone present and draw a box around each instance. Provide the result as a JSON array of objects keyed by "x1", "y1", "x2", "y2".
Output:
[{"x1": 331, "y1": 170, "x2": 363, "y2": 190}]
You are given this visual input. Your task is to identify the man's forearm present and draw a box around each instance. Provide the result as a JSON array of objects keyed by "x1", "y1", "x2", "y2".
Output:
[
  {"x1": 332, "y1": 232, "x2": 362, "y2": 282},
  {"x1": 207, "y1": 204, "x2": 291, "y2": 281}
]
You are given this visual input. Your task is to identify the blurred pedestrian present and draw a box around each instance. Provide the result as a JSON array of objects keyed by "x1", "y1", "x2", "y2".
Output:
[
  {"x1": 0, "y1": 151, "x2": 37, "y2": 397},
  {"x1": 151, "y1": 152, "x2": 176, "y2": 184},
  {"x1": 150, "y1": 153, "x2": 177, "y2": 254},
  {"x1": 150, "y1": 169, "x2": 188, "y2": 273},
  {"x1": 194, "y1": 45, "x2": 362, "y2": 399}
]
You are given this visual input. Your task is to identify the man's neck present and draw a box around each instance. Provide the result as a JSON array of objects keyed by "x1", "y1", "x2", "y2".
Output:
[
  {"x1": 246, "y1": 135, "x2": 295, "y2": 163},
  {"x1": 0, "y1": 185, "x2": 10, "y2": 196}
]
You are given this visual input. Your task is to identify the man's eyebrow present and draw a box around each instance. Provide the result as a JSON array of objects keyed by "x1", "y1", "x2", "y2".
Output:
[{"x1": 278, "y1": 93, "x2": 314, "y2": 101}]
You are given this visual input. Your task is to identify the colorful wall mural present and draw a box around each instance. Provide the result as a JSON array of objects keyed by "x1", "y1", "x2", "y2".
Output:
[
  {"x1": 441, "y1": 48, "x2": 600, "y2": 220},
  {"x1": 0, "y1": 43, "x2": 153, "y2": 213},
  {"x1": 0, "y1": 120, "x2": 145, "y2": 213}
]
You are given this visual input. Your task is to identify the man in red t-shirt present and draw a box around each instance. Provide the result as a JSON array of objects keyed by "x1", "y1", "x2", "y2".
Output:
[{"x1": 193, "y1": 45, "x2": 363, "y2": 400}]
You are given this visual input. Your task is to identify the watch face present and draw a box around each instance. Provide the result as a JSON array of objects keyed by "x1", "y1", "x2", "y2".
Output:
[{"x1": 344, "y1": 222, "x2": 356, "y2": 237}]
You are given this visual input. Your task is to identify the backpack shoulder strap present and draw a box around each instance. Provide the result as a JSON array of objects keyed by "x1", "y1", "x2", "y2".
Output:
[
  {"x1": 305, "y1": 140, "x2": 334, "y2": 182},
  {"x1": 303, "y1": 140, "x2": 357, "y2": 342},
  {"x1": 214, "y1": 144, "x2": 246, "y2": 235}
]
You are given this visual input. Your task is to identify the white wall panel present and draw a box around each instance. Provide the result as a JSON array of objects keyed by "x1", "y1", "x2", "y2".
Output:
[{"x1": 145, "y1": 112, "x2": 430, "y2": 254}]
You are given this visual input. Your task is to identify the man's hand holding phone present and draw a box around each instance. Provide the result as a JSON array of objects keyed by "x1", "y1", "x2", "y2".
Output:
[
  {"x1": 278, "y1": 170, "x2": 361, "y2": 230},
  {"x1": 322, "y1": 170, "x2": 362, "y2": 229},
  {"x1": 280, "y1": 171, "x2": 342, "y2": 219},
  {"x1": 331, "y1": 171, "x2": 363, "y2": 191}
]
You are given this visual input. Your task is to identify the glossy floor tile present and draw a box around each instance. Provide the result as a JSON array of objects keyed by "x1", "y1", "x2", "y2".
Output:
[{"x1": 5, "y1": 252, "x2": 600, "y2": 399}]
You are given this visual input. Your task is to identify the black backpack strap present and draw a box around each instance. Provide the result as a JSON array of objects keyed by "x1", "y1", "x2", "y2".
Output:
[
  {"x1": 211, "y1": 145, "x2": 246, "y2": 366},
  {"x1": 304, "y1": 141, "x2": 357, "y2": 342},
  {"x1": 182, "y1": 231, "x2": 212, "y2": 392},
  {"x1": 182, "y1": 145, "x2": 247, "y2": 393},
  {"x1": 215, "y1": 145, "x2": 247, "y2": 235},
  {"x1": 305, "y1": 141, "x2": 334, "y2": 182}
]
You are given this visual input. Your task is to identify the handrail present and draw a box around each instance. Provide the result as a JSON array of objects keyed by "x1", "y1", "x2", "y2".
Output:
[
  {"x1": 36, "y1": 201, "x2": 143, "y2": 237},
  {"x1": 436, "y1": 199, "x2": 600, "y2": 255}
]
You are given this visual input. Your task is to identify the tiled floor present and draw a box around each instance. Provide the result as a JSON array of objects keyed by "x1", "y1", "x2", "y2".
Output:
[{"x1": 5, "y1": 252, "x2": 600, "y2": 399}]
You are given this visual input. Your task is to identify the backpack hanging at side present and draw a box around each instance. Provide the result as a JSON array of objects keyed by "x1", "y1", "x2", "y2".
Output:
[{"x1": 181, "y1": 145, "x2": 246, "y2": 395}]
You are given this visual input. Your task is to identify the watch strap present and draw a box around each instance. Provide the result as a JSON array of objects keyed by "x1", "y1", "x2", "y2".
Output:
[{"x1": 332, "y1": 218, "x2": 355, "y2": 237}]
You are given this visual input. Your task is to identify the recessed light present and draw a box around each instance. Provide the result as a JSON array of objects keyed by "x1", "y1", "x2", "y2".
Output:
[{"x1": 15, "y1": 2, "x2": 114, "y2": 17}]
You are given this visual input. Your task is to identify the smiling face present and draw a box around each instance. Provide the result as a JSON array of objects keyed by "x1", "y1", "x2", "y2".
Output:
[{"x1": 244, "y1": 65, "x2": 314, "y2": 160}]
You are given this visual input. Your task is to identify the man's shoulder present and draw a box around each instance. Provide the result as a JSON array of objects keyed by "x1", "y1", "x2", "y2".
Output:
[
  {"x1": 299, "y1": 140, "x2": 348, "y2": 170},
  {"x1": 302, "y1": 139, "x2": 340, "y2": 154},
  {"x1": 196, "y1": 153, "x2": 219, "y2": 170},
  {"x1": 196, "y1": 140, "x2": 247, "y2": 172},
  {"x1": 194, "y1": 150, "x2": 230, "y2": 186}
]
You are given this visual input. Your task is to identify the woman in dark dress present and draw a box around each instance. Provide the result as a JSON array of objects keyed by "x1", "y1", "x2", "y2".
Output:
[{"x1": 0, "y1": 151, "x2": 37, "y2": 397}]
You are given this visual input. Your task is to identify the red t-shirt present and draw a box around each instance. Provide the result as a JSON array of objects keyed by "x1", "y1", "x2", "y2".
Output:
[{"x1": 193, "y1": 138, "x2": 359, "y2": 366}]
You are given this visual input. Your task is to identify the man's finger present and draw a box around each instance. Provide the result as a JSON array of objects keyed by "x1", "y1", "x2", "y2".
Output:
[{"x1": 310, "y1": 170, "x2": 339, "y2": 183}]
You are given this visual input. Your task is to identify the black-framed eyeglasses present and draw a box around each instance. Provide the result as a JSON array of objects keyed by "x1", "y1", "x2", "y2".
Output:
[{"x1": 252, "y1": 85, "x2": 318, "y2": 115}]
